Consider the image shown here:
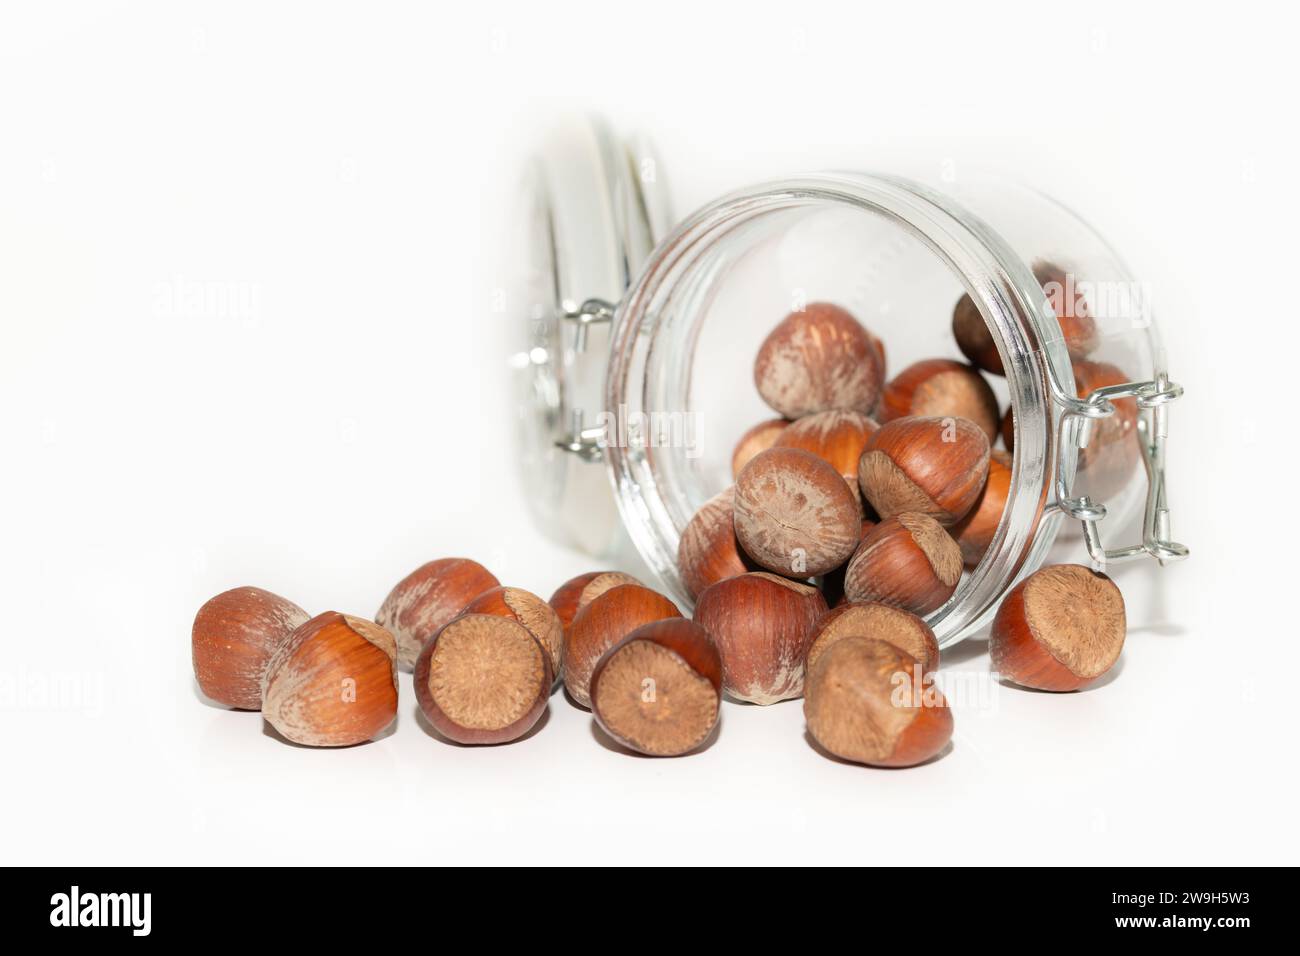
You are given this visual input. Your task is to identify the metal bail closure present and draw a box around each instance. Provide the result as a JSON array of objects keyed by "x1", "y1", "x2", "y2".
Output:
[{"x1": 1050, "y1": 370, "x2": 1190, "y2": 569}]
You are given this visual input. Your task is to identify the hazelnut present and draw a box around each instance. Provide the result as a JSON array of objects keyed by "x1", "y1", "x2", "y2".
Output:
[
  {"x1": 857, "y1": 416, "x2": 987, "y2": 528},
  {"x1": 692, "y1": 571, "x2": 827, "y2": 704},
  {"x1": 589, "y1": 619, "x2": 722, "y2": 757},
  {"x1": 734, "y1": 447, "x2": 861, "y2": 578},
  {"x1": 951, "y1": 262, "x2": 1097, "y2": 375},
  {"x1": 261, "y1": 612, "x2": 399, "y2": 747},
  {"x1": 843, "y1": 513, "x2": 962, "y2": 615},
  {"x1": 564, "y1": 584, "x2": 681, "y2": 708},
  {"x1": 1072, "y1": 358, "x2": 1139, "y2": 499},
  {"x1": 806, "y1": 602, "x2": 941, "y2": 674},
  {"x1": 879, "y1": 359, "x2": 1000, "y2": 445},
  {"x1": 731, "y1": 418, "x2": 789, "y2": 478},
  {"x1": 414, "y1": 614, "x2": 551, "y2": 744},
  {"x1": 548, "y1": 571, "x2": 641, "y2": 637},
  {"x1": 816, "y1": 516, "x2": 876, "y2": 608},
  {"x1": 753, "y1": 303, "x2": 884, "y2": 418},
  {"x1": 1034, "y1": 261, "x2": 1098, "y2": 358},
  {"x1": 1001, "y1": 406, "x2": 1015, "y2": 452},
  {"x1": 951, "y1": 292, "x2": 1005, "y2": 375},
  {"x1": 191, "y1": 586, "x2": 309, "y2": 710},
  {"x1": 460, "y1": 586, "x2": 564, "y2": 679},
  {"x1": 803, "y1": 635, "x2": 953, "y2": 768},
  {"x1": 950, "y1": 449, "x2": 1013, "y2": 567},
  {"x1": 775, "y1": 408, "x2": 879, "y2": 495},
  {"x1": 677, "y1": 488, "x2": 753, "y2": 600},
  {"x1": 376, "y1": 558, "x2": 500, "y2": 671},
  {"x1": 990, "y1": 563, "x2": 1125, "y2": 691},
  {"x1": 857, "y1": 415, "x2": 989, "y2": 526}
]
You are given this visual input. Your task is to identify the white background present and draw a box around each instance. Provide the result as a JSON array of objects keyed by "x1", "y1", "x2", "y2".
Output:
[{"x1": 2, "y1": 1, "x2": 1295, "y2": 865}]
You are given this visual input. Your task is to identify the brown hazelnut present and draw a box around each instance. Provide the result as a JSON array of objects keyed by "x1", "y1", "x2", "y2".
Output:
[
  {"x1": 589, "y1": 619, "x2": 722, "y2": 757},
  {"x1": 753, "y1": 303, "x2": 884, "y2": 418},
  {"x1": 1072, "y1": 358, "x2": 1139, "y2": 499},
  {"x1": 857, "y1": 416, "x2": 990, "y2": 526},
  {"x1": 376, "y1": 558, "x2": 500, "y2": 670},
  {"x1": 677, "y1": 487, "x2": 752, "y2": 600},
  {"x1": 734, "y1": 447, "x2": 861, "y2": 578},
  {"x1": 951, "y1": 449, "x2": 1013, "y2": 567},
  {"x1": 806, "y1": 602, "x2": 941, "y2": 674},
  {"x1": 803, "y1": 635, "x2": 953, "y2": 768},
  {"x1": 692, "y1": 572, "x2": 827, "y2": 704},
  {"x1": 459, "y1": 586, "x2": 563, "y2": 679},
  {"x1": 1001, "y1": 406, "x2": 1015, "y2": 452},
  {"x1": 191, "y1": 586, "x2": 309, "y2": 710},
  {"x1": 731, "y1": 418, "x2": 789, "y2": 478},
  {"x1": 414, "y1": 614, "x2": 551, "y2": 744},
  {"x1": 261, "y1": 612, "x2": 399, "y2": 747},
  {"x1": 951, "y1": 262, "x2": 1098, "y2": 375},
  {"x1": 775, "y1": 409, "x2": 879, "y2": 494},
  {"x1": 843, "y1": 513, "x2": 962, "y2": 615},
  {"x1": 990, "y1": 563, "x2": 1125, "y2": 692},
  {"x1": 548, "y1": 571, "x2": 642, "y2": 637},
  {"x1": 879, "y1": 359, "x2": 1000, "y2": 444},
  {"x1": 564, "y1": 584, "x2": 681, "y2": 708},
  {"x1": 1034, "y1": 261, "x2": 1099, "y2": 358}
]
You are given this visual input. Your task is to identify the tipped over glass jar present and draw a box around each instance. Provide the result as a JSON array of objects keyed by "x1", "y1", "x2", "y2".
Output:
[{"x1": 511, "y1": 116, "x2": 1187, "y2": 648}]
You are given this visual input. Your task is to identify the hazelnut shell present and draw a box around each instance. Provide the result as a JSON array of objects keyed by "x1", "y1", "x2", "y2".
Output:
[
  {"x1": 192, "y1": 586, "x2": 309, "y2": 710},
  {"x1": 376, "y1": 558, "x2": 500, "y2": 671}
]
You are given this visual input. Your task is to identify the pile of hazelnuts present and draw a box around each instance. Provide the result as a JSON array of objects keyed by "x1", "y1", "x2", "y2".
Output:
[{"x1": 192, "y1": 271, "x2": 1131, "y2": 768}]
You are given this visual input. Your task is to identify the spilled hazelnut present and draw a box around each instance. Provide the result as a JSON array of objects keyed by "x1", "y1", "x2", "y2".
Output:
[
  {"x1": 990, "y1": 563, "x2": 1125, "y2": 691},
  {"x1": 589, "y1": 619, "x2": 722, "y2": 757},
  {"x1": 192, "y1": 586, "x2": 309, "y2": 710},
  {"x1": 806, "y1": 602, "x2": 941, "y2": 674},
  {"x1": 564, "y1": 583, "x2": 681, "y2": 708},
  {"x1": 692, "y1": 571, "x2": 827, "y2": 705},
  {"x1": 549, "y1": 571, "x2": 641, "y2": 637},
  {"x1": 775, "y1": 408, "x2": 879, "y2": 496},
  {"x1": 414, "y1": 614, "x2": 551, "y2": 744},
  {"x1": 376, "y1": 558, "x2": 499, "y2": 670},
  {"x1": 261, "y1": 612, "x2": 399, "y2": 747},
  {"x1": 460, "y1": 585, "x2": 564, "y2": 680},
  {"x1": 803, "y1": 635, "x2": 953, "y2": 768}
]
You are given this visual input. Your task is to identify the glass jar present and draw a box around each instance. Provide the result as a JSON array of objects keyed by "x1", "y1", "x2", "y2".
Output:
[{"x1": 514, "y1": 117, "x2": 1188, "y2": 648}]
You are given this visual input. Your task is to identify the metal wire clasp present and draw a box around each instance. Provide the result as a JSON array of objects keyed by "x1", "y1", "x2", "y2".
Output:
[{"x1": 1051, "y1": 371, "x2": 1190, "y2": 569}]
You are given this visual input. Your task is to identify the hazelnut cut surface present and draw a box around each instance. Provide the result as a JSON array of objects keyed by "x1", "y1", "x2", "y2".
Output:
[
  {"x1": 677, "y1": 487, "x2": 753, "y2": 600},
  {"x1": 803, "y1": 636, "x2": 953, "y2": 768},
  {"x1": 731, "y1": 418, "x2": 790, "y2": 478},
  {"x1": 753, "y1": 303, "x2": 885, "y2": 418},
  {"x1": 549, "y1": 571, "x2": 642, "y2": 635},
  {"x1": 843, "y1": 513, "x2": 962, "y2": 615},
  {"x1": 376, "y1": 558, "x2": 500, "y2": 671},
  {"x1": 692, "y1": 572, "x2": 827, "y2": 705},
  {"x1": 879, "y1": 358, "x2": 1001, "y2": 445},
  {"x1": 990, "y1": 564, "x2": 1126, "y2": 692},
  {"x1": 460, "y1": 586, "x2": 564, "y2": 679},
  {"x1": 734, "y1": 446, "x2": 861, "y2": 578},
  {"x1": 857, "y1": 415, "x2": 990, "y2": 526},
  {"x1": 415, "y1": 614, "x2": 551, "y2": 745},
  {"x1": 563, "y1": 584, "x2": 682, "y2": 709},
  {"x1": 806, "y1": 602, "x2": 941, "y2": 674},
  {"x1": 261, "y1": 612, "x2": 399, "y2": 748},
  {"x1": 192, "y1": 586, "x2": 310, "y2": 710},
  {"x1": 590, "y1": 619, "x2": 722, "y2": 757}
]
